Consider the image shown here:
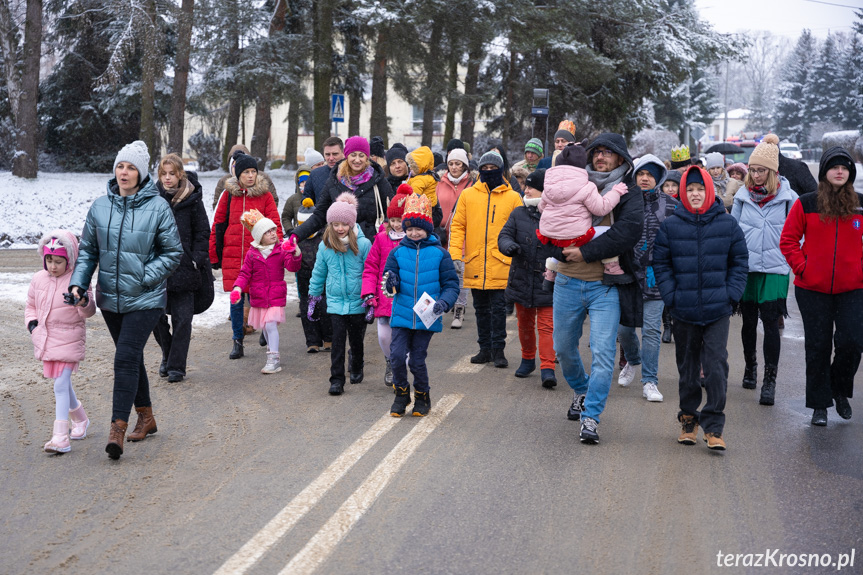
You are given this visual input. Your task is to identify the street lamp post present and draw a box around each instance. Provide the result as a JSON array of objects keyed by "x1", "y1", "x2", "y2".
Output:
[{"x1": 532, "y1": 88, "x2": 550, "y2": 155}]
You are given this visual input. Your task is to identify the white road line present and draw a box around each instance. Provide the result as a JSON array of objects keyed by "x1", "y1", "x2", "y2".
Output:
[
  {"x1": 278, "y1": 393, "x2": 464, "y2": 575},
  {"x1": 213, "y1": 413, "x2": 401, "y2": 575}
]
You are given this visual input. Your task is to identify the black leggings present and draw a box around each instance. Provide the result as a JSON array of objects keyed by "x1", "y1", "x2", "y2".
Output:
[
  {"x1": 740, "y1": 301, "x2": 781, "y2": 366},
  {"x1": 102, "y1": 308, "x2": 163, "y2": 422}
]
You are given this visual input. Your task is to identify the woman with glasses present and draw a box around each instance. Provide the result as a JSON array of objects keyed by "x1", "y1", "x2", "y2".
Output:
[
  {"x1": 780, "y1": 147, "x2": 862, "y2": 426},
  {"x1": 730, "y1": 134, "x2": 798, "y2": 406}
]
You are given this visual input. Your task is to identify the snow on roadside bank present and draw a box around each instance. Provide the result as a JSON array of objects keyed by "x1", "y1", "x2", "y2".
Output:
[{"x1": 0, "y1": 169, "x2": 297, "y2": 247}]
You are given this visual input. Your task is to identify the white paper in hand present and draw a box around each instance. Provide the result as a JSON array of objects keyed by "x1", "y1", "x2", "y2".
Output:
[{"x1": 413, "y1": 292, "x2": 442, "y2": 329}]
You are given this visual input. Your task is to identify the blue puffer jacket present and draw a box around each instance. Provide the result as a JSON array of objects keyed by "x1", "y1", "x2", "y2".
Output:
[
  {"x1": 653, "y1": 198, "x2": 749, "y2": 325},
  {"x1": 308, "y1": 226, "x2": 372, "y2": 315},
  {"x1": 383, "y1": 234, "x2": 459, "y2": 332},
  {"x1": 71, "y1": 177, "x2": 182, "y2": 313},
  {"x1": 730, "y1": 176, "x2": 798, "y2": 275}
]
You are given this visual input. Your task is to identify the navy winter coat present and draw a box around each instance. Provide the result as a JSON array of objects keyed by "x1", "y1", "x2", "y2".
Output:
[
  {"x1": 653, "y1": 198, "x2": 749, "y2": 326},
  {"x1": 497, "y1": 205, "x2": 556, "y2": 308},
  {"x1": 384, "y1": 234, "x2": 459, "y2": 332}
]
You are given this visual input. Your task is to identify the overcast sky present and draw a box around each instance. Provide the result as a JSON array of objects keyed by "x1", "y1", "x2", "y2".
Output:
[{"x1": 696, "y1": 0, "x2": 862, "y2": 38}]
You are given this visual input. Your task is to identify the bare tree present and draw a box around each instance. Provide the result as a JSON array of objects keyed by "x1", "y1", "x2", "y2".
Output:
[
  {"x1": 0, "y1": 0, "x2": 42, "y2": 178},
  {"x1": 740, "y1": 31, "x2": 788, "y2": 132},
  {"x1": 168, "y1": 0, "x2": 194, "y2": 155}
]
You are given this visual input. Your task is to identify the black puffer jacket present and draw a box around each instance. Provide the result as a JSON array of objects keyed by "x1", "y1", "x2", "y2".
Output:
[
  {"x1": 498, "y1": 205, "x2": 556, "y2": 308},
  {"x1": 158, "y1": 172, "x2": 210, "y2": 292},
  {"x1": 778, "y1": 153, "x2": 817, "y2": 195},
  {"x1": 292, "y1": 160, "x2": 395, "y2": 242}
]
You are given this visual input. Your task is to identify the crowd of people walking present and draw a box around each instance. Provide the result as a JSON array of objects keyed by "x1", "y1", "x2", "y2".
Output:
[{"x1": 25, "y1": 122, "x2": 862, "y2": 460}]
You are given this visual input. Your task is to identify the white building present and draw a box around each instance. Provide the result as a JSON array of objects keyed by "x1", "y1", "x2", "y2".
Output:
[{"x1": 704, "y1": 108, "x2": 751, "y2": 144}]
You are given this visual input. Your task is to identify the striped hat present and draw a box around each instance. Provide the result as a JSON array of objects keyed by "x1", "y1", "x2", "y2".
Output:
[{"x1": 401, "y1": 193, "x2": 433, "y2": 234}]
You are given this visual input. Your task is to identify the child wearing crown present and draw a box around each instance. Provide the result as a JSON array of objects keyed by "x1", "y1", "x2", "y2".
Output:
[
  {"x1": 381, "y1": 193, "x2": 460, "y2": 417},
  {"x1": 232, "y1": 209, "x2": 302, "y2": 374}
]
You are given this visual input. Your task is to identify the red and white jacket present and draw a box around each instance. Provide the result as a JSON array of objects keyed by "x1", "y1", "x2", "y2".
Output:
[{"x1": 780, "y1": 191, "x2": 863, "y2": 294}]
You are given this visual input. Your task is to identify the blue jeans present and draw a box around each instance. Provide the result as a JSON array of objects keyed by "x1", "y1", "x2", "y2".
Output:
[
  {"x1": 552, "y1": 274, "x2": 620, "y2": 423},
  {"x1": 618, "y1": 299, "x2": 664, "y2": 385},
  {"x1": 230, "y1": 292, "x2": 248, "y2": 341}
]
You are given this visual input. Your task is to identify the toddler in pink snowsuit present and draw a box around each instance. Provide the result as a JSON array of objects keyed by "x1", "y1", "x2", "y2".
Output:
[{"x1": 537, "y1": 143, "x2": 628, "y2": 280}]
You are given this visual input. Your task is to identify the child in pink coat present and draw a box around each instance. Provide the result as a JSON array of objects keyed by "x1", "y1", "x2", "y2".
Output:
[
  {"x1": 26, "y1": 230, "x2": 97, "y2": 453},
  {"x1": 232, "y1": 210, "x2": 302, "y2": 374},
  {"x1": 362, "y1": 185, "x2": 412, "y2": 386},
  {"x1": 537, "y1": 143, "x2": 628, "y2": 281}
]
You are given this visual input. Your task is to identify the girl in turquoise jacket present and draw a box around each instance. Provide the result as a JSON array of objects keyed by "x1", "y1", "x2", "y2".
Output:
[{"x1": 308, "y1": 193, "x2": 372, "y2": 396}]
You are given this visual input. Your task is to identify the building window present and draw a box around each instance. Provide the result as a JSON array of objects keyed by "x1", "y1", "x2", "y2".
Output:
[{"x1": 412, "y1": 105, "x2": 444, "y2": 134}]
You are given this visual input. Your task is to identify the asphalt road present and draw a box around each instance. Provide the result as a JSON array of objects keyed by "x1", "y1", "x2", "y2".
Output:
[{"x1": 1, "y1": 248, "x2": 861, "y2": 575}]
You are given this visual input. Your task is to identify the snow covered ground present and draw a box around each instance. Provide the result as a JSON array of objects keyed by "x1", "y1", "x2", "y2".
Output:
[{"x1": 0, "y1": 169, "x2": 300, "y2": 328}]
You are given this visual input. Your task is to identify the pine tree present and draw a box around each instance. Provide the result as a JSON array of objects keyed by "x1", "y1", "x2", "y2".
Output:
[
  {"x1": 774, "y1": 30, "x2": 817, "y2": 144},
  {"x1": 838, "y1": 32, "x2": 863, "y2": 130},
  {"x1": 808, "y1": 34, "x2": 842, "y2": 125}
]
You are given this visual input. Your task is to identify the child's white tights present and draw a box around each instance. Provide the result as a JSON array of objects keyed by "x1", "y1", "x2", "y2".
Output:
[
  {"x1": 53, "y1": 367, "x2": 78, "y2": 421},
  {"x1": 264, "y1": 321, "x2": 280, "y2": 353},
  {"x1": 377, "y1": 317, "x2": 392, "y2": 359}
]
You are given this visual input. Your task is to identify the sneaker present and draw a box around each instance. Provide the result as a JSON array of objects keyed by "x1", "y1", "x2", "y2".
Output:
[
  {"x1": 642, "y1": 382, "x2": 663, "y2": 402},
  {"x1": 567, "y1": 392, "x2": 585, "y2": 421},
  {"x1": 261, "y1": 352, "x2": 281, "y2": 374},
  {"x1": 705, "y1": 432, "x2": 726, "y2": 451},
  {"x1": 579, "y1": 417, "x2": 599, "y2": 444},
  {"x1": 384, "y1": 358, "x2": 393, "y2": 386},
  {"x1": 677, "y1": 414, "x2": 699, "y2": 445},
  {"x1": 617, "y1": 363, "x2": 635, "y2": 387}
]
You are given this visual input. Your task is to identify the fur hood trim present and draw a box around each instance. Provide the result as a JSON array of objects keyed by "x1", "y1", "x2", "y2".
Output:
[
  {"x1": 225, "y1": 174, "x2": 269, "y2": 197},
  {"x1": 38, "y1": 229, "x2": 79, "y2": 270}
]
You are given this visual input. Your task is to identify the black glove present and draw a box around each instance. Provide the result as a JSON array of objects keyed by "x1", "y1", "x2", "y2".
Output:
[
  {"x1": 28, "y1": 320, "x2": 37, "y2": 333},
  {"x1": 212, "y1": 261, "x2": 221, "y2": 270},
  {"x1": 503, "y1": 245, "x2": 521, "y2": 257}
]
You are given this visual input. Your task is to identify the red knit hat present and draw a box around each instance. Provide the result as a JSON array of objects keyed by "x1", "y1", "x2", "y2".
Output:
[{"x1": 387, "y1": 184, "x2": 413, "y2": 219}]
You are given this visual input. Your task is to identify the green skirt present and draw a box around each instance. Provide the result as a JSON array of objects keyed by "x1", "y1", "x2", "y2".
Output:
[{"x1": 739, "y1": 272, "x2": 789, "y2": 319}]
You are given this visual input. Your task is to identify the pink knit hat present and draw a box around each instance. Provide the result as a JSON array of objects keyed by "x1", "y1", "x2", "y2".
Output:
[
  {"x1": 43, "y1": 237, "x2": 68, "y2": 265},
  {"x1": 327, "y1": 192, "x2": 358, "y2": 227},
  {"x1": 344, "y1": 136, "x2": 370, "y2": 158}
]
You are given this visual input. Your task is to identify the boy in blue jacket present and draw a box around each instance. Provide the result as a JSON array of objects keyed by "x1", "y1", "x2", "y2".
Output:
[
  {"x1": 653, "y1": 166, "x2": 748, "y2": 451},
  {"x1": 383, "y1": 193, "x2": 460, "y2": 416}
]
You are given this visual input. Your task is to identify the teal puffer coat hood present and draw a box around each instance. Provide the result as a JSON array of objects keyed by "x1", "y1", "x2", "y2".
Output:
[{"x1": 70, "y1": 176, "x2": 182, "y2": 313}]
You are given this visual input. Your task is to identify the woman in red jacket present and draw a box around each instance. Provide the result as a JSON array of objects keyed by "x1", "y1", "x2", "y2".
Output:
[
  {"x1": 210, "y1": 154, "x2": 283, "y2": 360},
  {"x1": 780, "y1": 147, "x2": 862, "y2": 426}
]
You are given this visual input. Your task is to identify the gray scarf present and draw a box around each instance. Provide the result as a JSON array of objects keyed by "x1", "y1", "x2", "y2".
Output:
[{"x1": 586, "y1": 163, "x2": 629, "y2": 225}]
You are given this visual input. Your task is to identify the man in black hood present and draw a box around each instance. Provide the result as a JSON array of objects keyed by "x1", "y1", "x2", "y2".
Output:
[{"x1": 552, "y1": 132, "x2": 644, "y2": 445}]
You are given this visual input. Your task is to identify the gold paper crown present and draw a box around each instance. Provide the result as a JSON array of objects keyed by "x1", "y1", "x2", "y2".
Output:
[
  {"x1": 239, "y1": 209, "x2": 265, "y2": 232},
  {"x1": 402, "y1": 193, "x2": 432, "y2": 221},
  {"x1": 558, "y1": 120, "x2": 576, "y2": 136},
  {"x1": 671, "y1": 145, "x2": 691, "y2": 163}
]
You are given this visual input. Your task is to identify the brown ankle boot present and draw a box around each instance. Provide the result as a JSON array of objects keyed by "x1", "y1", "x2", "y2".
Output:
[
  {"x1": 127, "y1": 406, "x2": 158, "y2": 442},
  {"x1": 106, "y1": 419, "x2": 128, "y2": 460}
]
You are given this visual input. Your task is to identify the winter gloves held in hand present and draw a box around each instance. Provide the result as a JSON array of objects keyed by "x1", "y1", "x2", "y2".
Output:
[
  {"x1": 362, "y1": 294, "x2": 376, "y2": 324},
  {"x1": 282, "y1": 236, "x2": 301, "y2": 256},
  {"x1": 307, "y1": 295, "x2": 323, "y2": 321},
  {"x1": 230, "y1": 288, "x2": 242, "y2": 305},
  {"x1": 501, "y1": 244, "x2": 520, "y2": 257},
  {"x1": 381, "y1": 271, "x2": 399, "y2": 298}
]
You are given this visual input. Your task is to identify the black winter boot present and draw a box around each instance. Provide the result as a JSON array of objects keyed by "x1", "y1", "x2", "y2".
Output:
[
  {"x1": 760, "y1": 364, "x2": 777, "y2": 406},
  {"x1": 390, "y1": 386, "x2": 411, "y2": 417},
  {"x1": 229, "y1": 339, "x2": 244, "y2": 360},
  {"x1": 412, "y1": 391, "x2": 431, "y2": 417},
  {"x1": 492, "y1": 348, "x2": 508, "y2": 368},
  {"x1": 742, "y1": 355, "x2": 757, "y2": 389},
  {"x1": 470, "y1": 349, "x2": 492, "y2": 364},
  {"x1": 159, "y1": 356, "x2": 169, "y2": 378},
  {"x1": 661, "y1": 309, "x2": 673, "y2": 343}
]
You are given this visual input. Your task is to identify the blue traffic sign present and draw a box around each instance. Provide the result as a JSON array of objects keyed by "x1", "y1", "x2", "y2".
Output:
[{"x1": 331, "y1": 94, "x2": 345, "y2": 123}]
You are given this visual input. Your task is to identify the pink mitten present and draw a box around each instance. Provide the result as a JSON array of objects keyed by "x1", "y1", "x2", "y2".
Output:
[
  {"x1": 230, "y1": 289, "x2": 241, "y2": 304},
  {"x1": 612, "y1": 182, "x2": 629, "y2": 196}
]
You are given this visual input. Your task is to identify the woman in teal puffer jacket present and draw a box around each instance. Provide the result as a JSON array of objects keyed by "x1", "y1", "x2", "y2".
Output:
[{"x1": 70, "y1": 141, "x2": 182, "y2": 461}]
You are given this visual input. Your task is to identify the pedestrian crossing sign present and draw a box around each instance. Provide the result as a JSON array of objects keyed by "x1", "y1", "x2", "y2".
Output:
[{"x1": 331, "y1": 94, "x2": 345, "y2": 123}]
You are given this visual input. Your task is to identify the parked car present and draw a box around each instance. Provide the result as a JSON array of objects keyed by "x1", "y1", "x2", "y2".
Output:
[{"x1": 779, "y1": 142, "x2": 803, "y2": 160}]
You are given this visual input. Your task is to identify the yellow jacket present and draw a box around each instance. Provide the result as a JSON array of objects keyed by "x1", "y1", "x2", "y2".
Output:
[
  {"x1": 448, "y1": 179, "x2": 523, "y2": 290},
  {"x1": 407, "y1": 146, "x2": 438, "y2": 207}
]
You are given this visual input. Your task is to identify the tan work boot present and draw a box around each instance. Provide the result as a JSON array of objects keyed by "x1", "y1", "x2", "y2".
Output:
[
  {"x1": 705, "y1": 432, "x2": 726, "y2": 451},
  {"x1": 105, "y1": 419, "x2": 128, "y2": 460},
  {"x1": 127, "y1": 406, "x2": 158, "y2": 442},
  {"x1": 677, "y1": 414, "x2": 699, "y2": 445}
]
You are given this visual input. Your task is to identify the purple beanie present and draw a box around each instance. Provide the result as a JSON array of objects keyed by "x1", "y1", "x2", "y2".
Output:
[
  {"x1": 327, "y1": 192, "x2": 358, "y2": 227},
  {"x1": 344, "y1": 136, "x2": 370, "y2": 158}
]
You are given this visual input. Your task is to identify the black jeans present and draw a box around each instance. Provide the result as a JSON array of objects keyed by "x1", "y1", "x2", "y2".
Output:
[
  {"x1": 674, "y1": 316, "x2": 730, "y2": 435},
  {"x1": 795, "y1": 286, "x2": 863, "y2": 408},
  {"x1": 329, "y1": 313, "x2": 367, "y2": 385},
  {"x1": 390, "y1": 327, "x2": 435, "y2": 392},
  {"x1": 102, "y1": 308, "x2": 163, "y2": 423},
  {"x1": 471, "y1": 288, "x2": 507, "y2": 350},
  {"x1": 152, "y1": 290, "x2": 195, "y2": 377},
  {"x1": 298, "y1": 274, "x2": 332, "y2": 347},
  {"x1": 740, "y1": 301, "x2": 781, "y2": 366}
]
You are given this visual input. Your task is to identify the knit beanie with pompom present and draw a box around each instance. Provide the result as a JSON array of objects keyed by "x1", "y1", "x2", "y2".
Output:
[
  {"x1": 327, "y1": 192, "x2": 359, "y2": 227},
  {"x1": 388, "y1": 184, "x2": 413, "y2": 219},
  {"x1": 748, "y1": 134, "x2": 780, "y2": 172}
]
